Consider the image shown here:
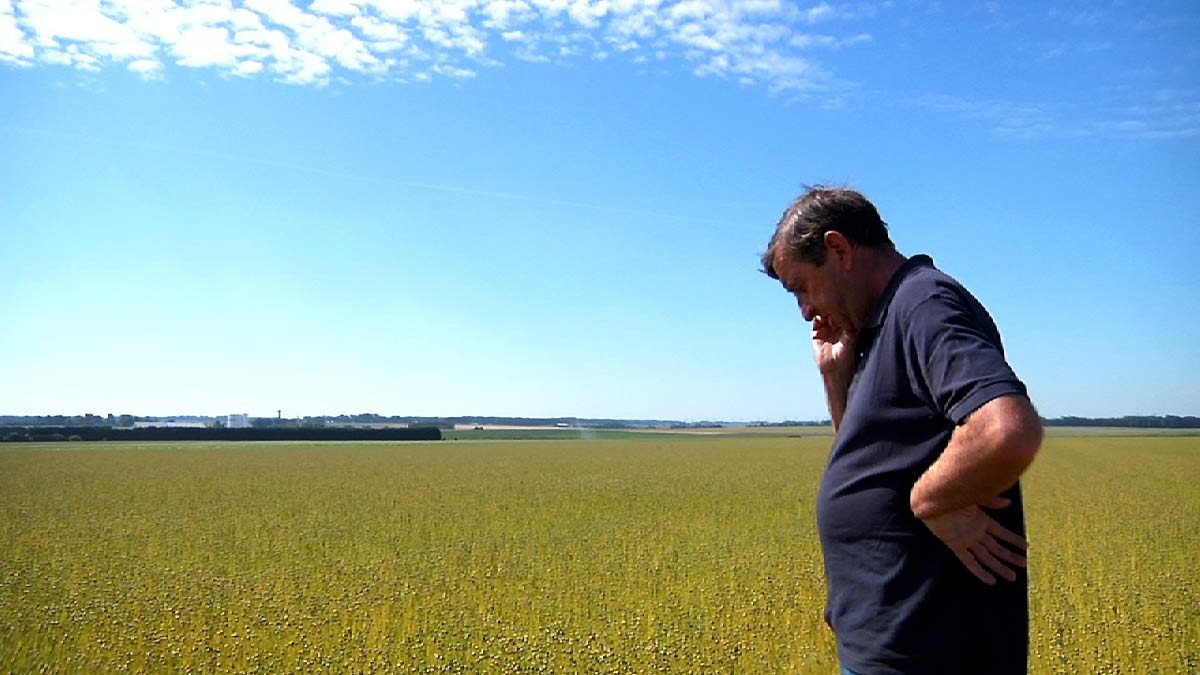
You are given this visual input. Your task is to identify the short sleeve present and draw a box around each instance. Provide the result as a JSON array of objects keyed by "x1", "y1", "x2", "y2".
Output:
[{"x1": 903, "y1": 285, "x2": 1027, "y2": 425}]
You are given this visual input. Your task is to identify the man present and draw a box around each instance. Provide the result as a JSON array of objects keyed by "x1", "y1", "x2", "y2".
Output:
[{"x1": 762, "y1": 187, "x2": 1042, "y2": 674}]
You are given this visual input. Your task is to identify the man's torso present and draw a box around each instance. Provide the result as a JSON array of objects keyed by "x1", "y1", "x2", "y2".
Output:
[{"x1": 816, "y1": 255, "x2": 1029, "y2": 675}]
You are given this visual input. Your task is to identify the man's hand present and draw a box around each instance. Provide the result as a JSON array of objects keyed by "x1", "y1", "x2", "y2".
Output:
[
  {"x1": 919, "y1": 496, "x2": 1028, "y2": 585},
  {"x1": 811, "y1": 314, "x2": 855, "y2": 376},
  {"x1": 812, "y1": 315, "x2": 856, "y2": 432}
]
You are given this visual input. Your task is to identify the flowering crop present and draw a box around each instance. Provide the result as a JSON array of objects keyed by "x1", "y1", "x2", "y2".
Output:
[{"x1": 1, "y1": 434, "x2": 1195, "y2": 673}]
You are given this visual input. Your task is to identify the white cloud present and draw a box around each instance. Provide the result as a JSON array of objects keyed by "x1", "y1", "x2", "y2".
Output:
[
  {"x1": 611, "y1": 10, "x2": 653, "y2": 41},
  {"x1": 482, "y1": 0, "x2": 533, "y2": 29},
  {"x1": 693, "y1": 51, "x2": 727, "y2": 76},
  {"x1": 432, "y1": 62, "x2": 475, "y2": 79},
  {"x1": 803, "y1": 2, "x2": 834, "y2": 24},
  {"x1": 668, "y1": 0, "x2": 709, "y2": 23},
  {"x1": 245, "y1": 0, "x2": 377, "y2": 71},
  {"x1": 567, "y1": 0, "x2": 609, "y2": 29},
  {"x1": 110, "y1": 0, "x2": 189, "y2": 45},
  {"x1": 2, "y1": 0, "x2": 883, "y2": 92},
  {"x1": 18, "y1": 0, "x2": 155, "y2": 62},
  {"x1": 790, "y1": 31, "x2": 870, "y2": 48},
  {"x1": 368, "y1": 0, "x2": 426, "y2": 22},
  {"x1": 38, "y1": 45, "x2": 70, "y2": 63},
  {"x1": 232, "y1": 58, "x2": 261, "y2": 75},
  {"x1": 789, "y1": 33, "x2": 834, "y2": 48},
  {"x1": 127, "y1": 56, "x2": 161, "y2": 73},
  {"x1": 72, "y1": 47, "x2": 100, "y2": 69},
  {"x1": 309, "y1": 0, "x2": 361, "y2": 18},
  {"x1": 739, "y1": 0, "x2": 784, "y2": 15},
  {"x1": 0, "y1": 0, "x2": 34, "y2": 63},
  {"x1": 276, "y1": 46, "x2": 331, "y2": 84},
  {"x1": 172, "y1": 24, "x2": 253, "y2": 67},
  {"x1": 675, "y1": 22, "x2": 722, "y2": 51},
  {"x1": 351, "y1": 15, "x2": 398, "y2": 41},
  {"x1": 514, "y1": 45, "x2": 549, "y2": 62}
]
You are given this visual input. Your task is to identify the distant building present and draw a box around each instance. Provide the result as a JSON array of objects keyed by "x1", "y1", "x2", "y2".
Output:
[
  {"x1": 227, "y1": 414, "x2": 250, "y2": 429},
  {"x1": 133, "y1": 421, "x2": 207, "y2": 429}
]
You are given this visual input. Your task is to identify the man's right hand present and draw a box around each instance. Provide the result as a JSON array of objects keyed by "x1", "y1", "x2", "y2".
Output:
[
  {"x1": 812, "y1": 314, "x2": 856, "y2": 376},
  {"x1": 812, "y1": 315, "x2": 856, "y2": 431}
]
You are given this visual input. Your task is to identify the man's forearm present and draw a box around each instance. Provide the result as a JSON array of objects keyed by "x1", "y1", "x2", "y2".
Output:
[
  {"x1": 910, "y1": 395, "x2": 1042, "y2": 519},
  {"x1": 823, "y1": 370, "x2": 852, "y2": 433}
]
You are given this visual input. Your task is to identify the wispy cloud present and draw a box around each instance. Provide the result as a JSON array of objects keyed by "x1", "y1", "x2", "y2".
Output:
[
  {"x1": 907, "y1": 88, "x2": 1200, "y2": 142},
  {"x1": 1, "y1": 0, "x2": 881, "y2": 88}
]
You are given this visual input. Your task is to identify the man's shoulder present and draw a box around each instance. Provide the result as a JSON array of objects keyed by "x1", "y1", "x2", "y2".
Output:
[{"x1": 889, "y1": 262, "x2": 969, "y2": 316}]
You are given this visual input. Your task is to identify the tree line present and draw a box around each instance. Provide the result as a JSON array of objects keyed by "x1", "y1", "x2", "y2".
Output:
[{"x1": 1042, "y1": 415, "x2": 1200, "y2": 428}]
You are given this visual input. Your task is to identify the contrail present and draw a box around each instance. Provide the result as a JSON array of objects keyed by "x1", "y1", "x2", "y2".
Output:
[{"x1": 2, "y1": 124, "x2": 745, "y2": 227}]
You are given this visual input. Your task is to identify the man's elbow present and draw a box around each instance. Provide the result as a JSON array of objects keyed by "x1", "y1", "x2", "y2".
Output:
[
  {"x1": 996, "y1": 395, "x2": 1043, "y2": 471},
  {"x1": 966, "y1": 394, "x2": 1042, "y2": 473}
]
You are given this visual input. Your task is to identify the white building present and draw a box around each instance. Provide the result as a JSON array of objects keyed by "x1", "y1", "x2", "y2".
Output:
[{"x1": 227, "y1": 414, "x2": 250, "y2": 429}]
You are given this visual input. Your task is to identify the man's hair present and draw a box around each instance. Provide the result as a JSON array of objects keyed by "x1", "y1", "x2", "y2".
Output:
[{"x1": 761, "y1": 186, "x2": 894, "y2": 278}]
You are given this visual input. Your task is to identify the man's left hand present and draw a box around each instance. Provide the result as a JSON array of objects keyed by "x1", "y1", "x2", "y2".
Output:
[{"x1": 919, "y1": 497, "x2": 1028, "y2": 585}]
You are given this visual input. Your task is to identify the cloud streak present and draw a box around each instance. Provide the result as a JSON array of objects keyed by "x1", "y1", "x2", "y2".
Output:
[
  {"x1": 905, "y1": 88, "x2": 1200, "y2": 142},
  {"x1": 1, "y1": 0, "x2": 878, "y2": 88}
]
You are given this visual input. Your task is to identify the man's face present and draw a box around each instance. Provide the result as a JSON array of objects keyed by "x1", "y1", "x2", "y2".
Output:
[{"x1": 772, "y1": 250, "x2": 853, "y2": 333}]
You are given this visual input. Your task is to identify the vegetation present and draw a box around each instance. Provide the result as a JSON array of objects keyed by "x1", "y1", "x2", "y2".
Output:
[
  {"x1": 1024, "y1": 436, "x2": 1199, "y2": 674},
  {"x1": 1, "y1": 435, "x2": 1195, "y2": 673},
  {"x1": 1042, "y1": 415, "x2": 1200, "y2": 429}
]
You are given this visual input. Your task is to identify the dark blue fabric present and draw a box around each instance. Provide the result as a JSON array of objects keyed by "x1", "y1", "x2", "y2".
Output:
[{"x1": 816, "y1": 255, "x2": 1030, "y2": 675}]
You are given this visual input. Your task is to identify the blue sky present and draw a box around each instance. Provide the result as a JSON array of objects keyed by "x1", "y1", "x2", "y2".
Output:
[{"x1": 2, "y1": 0, "x2": 1198, "y2": 421}]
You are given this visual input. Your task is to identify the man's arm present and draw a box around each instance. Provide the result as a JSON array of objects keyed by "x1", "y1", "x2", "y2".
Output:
[
  {"x1": 822, "y1": 370, "x2": 852, "y2": 433},
  {"x1": 912, "y1": 394, "x2": 1043, "y2": 584}
]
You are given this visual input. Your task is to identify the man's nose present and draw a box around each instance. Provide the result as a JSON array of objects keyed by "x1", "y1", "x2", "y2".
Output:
[{"x1": 797, "y1": 297, "x2": 814, "y2": 322}]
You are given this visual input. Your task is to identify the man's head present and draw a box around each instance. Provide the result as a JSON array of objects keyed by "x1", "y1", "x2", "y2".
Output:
[
  {"x1": 762, "y1": 187, "x2": 900, "y2": 333},
  {"x1": 761, "y1": 186, "x2": 893, "y2": 276}
]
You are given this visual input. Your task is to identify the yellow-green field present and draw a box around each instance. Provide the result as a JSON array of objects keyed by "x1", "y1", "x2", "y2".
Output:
[{"x1": 1, "y1": 435, "x2": 1197, "y2": 673}]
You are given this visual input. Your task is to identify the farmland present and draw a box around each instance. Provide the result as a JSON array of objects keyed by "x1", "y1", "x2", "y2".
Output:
[{"x1": 1, "y1": 434, "x2": 1197, "y2": 673}]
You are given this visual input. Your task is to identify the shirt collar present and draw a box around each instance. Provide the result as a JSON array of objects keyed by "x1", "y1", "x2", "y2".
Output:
[{"x1": 862, "y1": 254, "x2": 935, "y2": 333}]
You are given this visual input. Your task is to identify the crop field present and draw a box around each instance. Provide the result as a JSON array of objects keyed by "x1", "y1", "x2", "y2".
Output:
[{"x1": 1, "y1": 434, "x2": 1197, "y2": 673}]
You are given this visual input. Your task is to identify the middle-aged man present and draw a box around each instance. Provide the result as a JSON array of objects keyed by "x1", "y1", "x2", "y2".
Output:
[{"x1": 762, "y1": 186, "x2": 1043, "y2": 674}]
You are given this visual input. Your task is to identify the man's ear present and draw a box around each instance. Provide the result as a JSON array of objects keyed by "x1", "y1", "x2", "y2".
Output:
[{"x1": 822, "y1": 230, "x2": 855, "y2": 270}]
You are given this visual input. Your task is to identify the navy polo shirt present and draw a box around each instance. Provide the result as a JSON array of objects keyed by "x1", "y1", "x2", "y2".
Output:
[{"x1": 816, "y1": 255, "x2": 1030, "y2": 675}]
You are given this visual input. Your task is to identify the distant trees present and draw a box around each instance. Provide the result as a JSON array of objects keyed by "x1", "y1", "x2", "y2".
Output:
[
  {"x1": 1044, "y1": 415, "x2": 1200, "y2": 428},
  {"x1": 0, "y1": 414, "x2": 114, "y2": 427}
]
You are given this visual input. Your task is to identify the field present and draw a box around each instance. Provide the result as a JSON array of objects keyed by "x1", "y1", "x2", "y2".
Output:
[{"x1": 1, "y1": 434, "x2": 1197, "y2": 673}]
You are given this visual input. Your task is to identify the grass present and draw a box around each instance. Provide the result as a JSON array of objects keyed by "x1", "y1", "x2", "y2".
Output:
[{"x1": 1, "y1": 434, "x2": 1196, "y2": 673}]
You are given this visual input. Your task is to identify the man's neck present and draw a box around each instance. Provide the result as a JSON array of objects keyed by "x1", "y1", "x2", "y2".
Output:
[{"x1": 851, "y1": 248, "x2": 908, "y2": 332}]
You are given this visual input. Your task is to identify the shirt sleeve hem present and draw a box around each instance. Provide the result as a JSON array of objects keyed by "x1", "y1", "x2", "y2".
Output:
[{"x1": 948, "y1": 381, "x2": 1028, "y2": 425}]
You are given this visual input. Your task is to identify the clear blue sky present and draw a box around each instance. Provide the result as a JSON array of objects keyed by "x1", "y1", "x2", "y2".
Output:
[{"x1": 2, "y1": 1, "x2": 1198, "y2": 421}]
